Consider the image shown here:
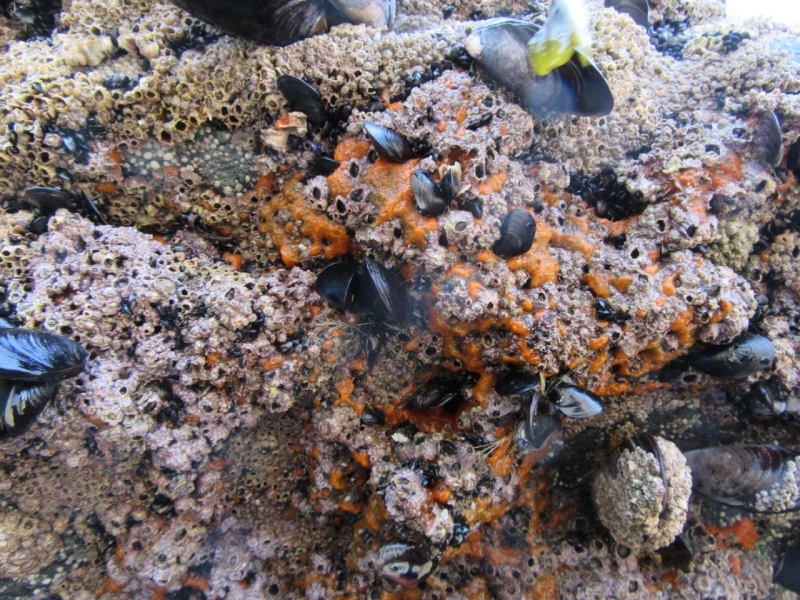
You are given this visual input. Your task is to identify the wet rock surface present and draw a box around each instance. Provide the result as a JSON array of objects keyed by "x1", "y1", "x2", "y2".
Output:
[{"x1": 0, "y1": 0, "x2": 800, "y2": 596}]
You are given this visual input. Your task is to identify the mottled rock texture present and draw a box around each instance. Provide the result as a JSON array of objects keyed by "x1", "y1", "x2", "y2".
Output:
[{"x1": 1, "y1": 0, "x2": 800, "y2": 596}]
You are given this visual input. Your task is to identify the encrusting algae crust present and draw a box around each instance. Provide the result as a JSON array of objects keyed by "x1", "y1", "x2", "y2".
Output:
[{"x1": 1, "y1": 0, "x2": 800, "y2": 596}]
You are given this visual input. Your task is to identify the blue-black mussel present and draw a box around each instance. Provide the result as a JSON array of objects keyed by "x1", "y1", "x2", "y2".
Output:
[
  {"x1": 687, "y1": 333, "x2": 775, "y2": 380},
  {"x1": 774, "y1": 541, "x2": 800, "y2": 594},
  {"x1": 22, "y1": 186, "x2": 107, "y2": 226},
  {"x1": 411, "y1": 169, "x2": 449, "y2": 217},
  {"x1": 685, "y1": 444, "x2": 800, "y2": 513},
  {"x1": 0, "y1": 328, "x2": 88, "y2": 440},
  {"x1": 492, "y1": 208, "x2": 536, "y2": 258},
  {"x1": 364, "y1": 121, "x2": 414, "y2": 163},
  {"x1": 0, "y1": 328, "x2": 88, "y2": 383},
  {"x1": 170, "y1": 0, "x2": 394, "y2": 46},
  {"x1": 519, "y1": 392, "x2": 562, "y2": 452},
  {"x1": 405, "y1": 371, "x2": 478, "y2": 411},
  {"x1": 315, "y1": 257, "x2": 410, "y2": 367},
  {"x1": 756, "y1": 110, "x2": 783, "y2": 168},
  {"x1": 464, "y1": 18, "x2": 613, "y2": 117},
  {"x1": 277, "y1": 75, "x2": 327, "y2": 127}
]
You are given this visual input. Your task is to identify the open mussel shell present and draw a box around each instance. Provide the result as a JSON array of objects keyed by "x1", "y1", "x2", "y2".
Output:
[
  {"x1": 277, "y1": 75, "x2": 327, "y2": 126},
  {"x1": 411, "y1": 169, "x2": 448, "y2": 217},
  {"x1": 378, "y1": 538, "x2": 437, "y2": 588},
  {"x1": 756, "y1": 110, "x2": 783, "y2": 168},
  {"x1": 364, "y1": 121, "x2": 413, "y2": 163},
  {"x1": 521, "y1": 392, "x2": 561, "y2": 451},
  {"x1": 549, "y1": 384, "x2": 603, "y2": 418},
  {"x1": 774, "y1": 541, "x2": 800, "y2": 594},
  {"x1": 315, "y1": 261, "x2": 367, "y2": 315},
  {"x1": 170, "y1": 0, "x2": 328, "y2": 46},
  {"x1": 687, "y1": 333, "x2": 775, "y2": 380},
  {"x1": 23, "y1": 187, "x2": 74, "y2": 212},
  {"x1": 604, "y1": 0, "x2": 649, "y2": 28},
  {"x1": 362, "y1": 258, "x2": 408, "y2": 325},
  {"x1": 464, "y1": 18, "x2": 613, "y2": 118},
  {"x1": 326, "y1": 0, "x2": 395, "y2": 29},
  {"x1": 0, "y1": 328, "x2": 88, "y2": 383},
  {"x1": 492, "y1": 208, "x2": 536, "y2": 258},
  {"x1": 0, "y1": 380, "x2": 58, "y2": 439},
  {"x1": 685, "y1": 445, "x2": 800, "y2": 513}
]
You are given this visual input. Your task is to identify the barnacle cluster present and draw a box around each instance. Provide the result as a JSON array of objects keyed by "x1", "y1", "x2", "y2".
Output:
[
  {"x1": 1, "y1": 0, "x2": 800, "y2": 595},
  {"x1": 592, "y1": 435, "x2": 691, "y2": 552}
]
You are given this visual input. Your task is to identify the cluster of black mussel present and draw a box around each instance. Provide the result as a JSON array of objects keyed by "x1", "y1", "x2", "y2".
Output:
[{"x1": 0, "y1": 323, "x2": 88, "y2": 440}]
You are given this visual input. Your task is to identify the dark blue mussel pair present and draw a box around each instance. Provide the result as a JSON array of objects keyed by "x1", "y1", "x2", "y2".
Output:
[
  {"x1": 0, "y1": 327, "x2": 88, "y2": 439},
  {"x1": 495, "y1": 370, "x2": 603, "y2": 451},
  {"x1": 315, "y1": 258, "x2": 408, "y2": 366}
]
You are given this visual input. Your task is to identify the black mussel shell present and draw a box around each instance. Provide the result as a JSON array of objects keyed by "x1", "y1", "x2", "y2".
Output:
[
  {"x1": 495, "y1": 370, "x2": 539, "y2": 396},
  {"x1": 277, "y1": 75, "x2": 327, "y2": 126},
  {"x1": 0, "y1": 380, "x2": 58, "y2": 439},
  {"x1": 0, "y1": 329, "x2": 88, "y2": 383},
  {"x1": 522, "y1": 392, "x2": 561, "y2": 451},
  {"x1": 684, "y1": 444, "x2": 799, "y2": 513},
  {"x1": 604, "y1": 0, "x2": 649, "y2": 27},
  {"x1": 655, "y1": 356, "x2": 689, "y2": 382},
  {"x1": 756, "y1": 110, "x2": 783, "y2": 168},
  {"x1": 23, "y1": 187, "x2": 74, "y2": 212},
  {"x1": 440, "y1": 169, "x2": 458, "y2": 203},
  {"x1": 360, "y1": 405, "x2": 385, "y2": 425},
  {"x1": 362, "y1": 258, "x2": 407, "y2": 325},
  {"x1": 411, "y1": 169, "x2": 448, "y2": 217},
  {"x1": 325, "y1": 0, "x2": 395, "y2": 28},
  {"x1": 407, "y1": 377, "x2": 463, "y2": 410},
  {"x1": 314, "y1": 261, "x2": 367, "y2": 315},
  {"x1": 378, "y1": 538, "x2": 437, "y2": 588},
  {"x1": 786, "y1": 138, "x2": 800, "y2": 171},
  {"x1": 169, "y1": 0, "x2": 328, "y2": 46},
  {"x1": 364, "y1": 121, "x2": 413, "y2": 163},
  {"x1": 549, "y1": 384, "x2": 603, "y2": 418},
  {"x1": 774, "y1": 541, "x2": 800, "y2": 594},
  {"x1": 464, "y1": 19, "x2": 614, "y2": 118},
  {"x1": 688, "y1": 333, "x2": 775, "y2": 380},
  {"x1": 461, "y1": 197, "x2": 483, "y2": 219},
  {"x1": 492, "y1": 208, "x2": 536, "y2": 258}
]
